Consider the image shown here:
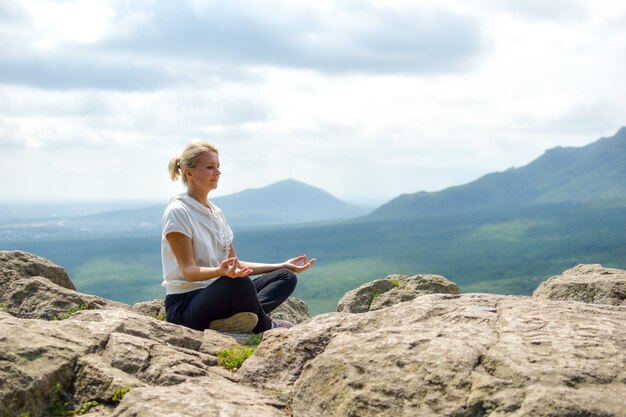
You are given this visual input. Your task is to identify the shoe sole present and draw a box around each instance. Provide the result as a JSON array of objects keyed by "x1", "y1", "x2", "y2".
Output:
[{"x1": 209, "y1": 312, "x2": 258, "y2": 333}]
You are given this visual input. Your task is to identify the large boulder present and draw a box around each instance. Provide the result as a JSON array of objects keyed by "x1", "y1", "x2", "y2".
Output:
[
  {"x1": 533, "y1": 264, "x2": 626, "y2": 306},
  {"x1": 0, "y1": 250, "x2": 75, "y2": 290},
  {"x1": 0, "y1": 251, "x2": 292, "y2": 417},
  {"x1": 1, "y1": 275, "x2": 132, "y2": 320},
  {"x1": 112, "y1": 377, "x2": 288, "y2": 417},
  {"x1": 337, "y1": 273, "x2": 460, "y2": 313},
  {"x1": 133, "y1": 298, "x2": 166, "y2": 319},
  {"x1": 0, "y1": 251, "x2": 130, "y2": 320},
  {"x1": 0, "y1": 308, "x2": 289, "y2": 417},
  {"x1": 336, "y1": 278, "x2": 395, "y2": 313},
  {"x1": 0, "y1": 277, "x2": 130, "y2": 320},
  {"x1": 269, "y1": 296, "x2": 310, "y2": 324},
  {"x1": 241, "y1": 293, "x2": 626, "y2": 417}
]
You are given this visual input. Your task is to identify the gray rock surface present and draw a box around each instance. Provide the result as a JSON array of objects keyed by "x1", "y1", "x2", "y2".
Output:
[
  {"x1": 0, "y1": 251, "x2": 291, "y2": 417},
  {"x1": 0, "y1": 250, "x2": 129, "y2": 320},
  {"x1": 533, "y1": 264, "x2": 626, "y2": 306},
  {"x1": 112, "y1": 377, "x2": 288, "y2": 417},
  {"x1": 337, "y1": 273, "x2": 460, "y2": 313},
  {"x1": 337, "y1": 278, "x2": 395, "y2": 313},
  {"x1": 0, "y1": 250, "x2": 75, "y2": 290},
  {"x1": 0, "y1": 308, "x2": 289, "y2": 417},
  {"x1": 1, "y1": 275, "x2": 131, "y2": 320},
  {"x1": 133, "y1": 298, "x2": 166, "y2": 319},
  {"x1": 241, "y1": 293, "x2": 626, "y2": 417},
  {"x1": 270, "y1": 296, "x2": 310, "y2": 324},
  {"x1": 2, "y1": 251, "x2": 626, "y2": 417}
]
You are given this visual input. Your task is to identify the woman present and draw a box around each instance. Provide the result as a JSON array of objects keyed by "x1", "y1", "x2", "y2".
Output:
[{"x1": 161, "y1": 141, "x2": 315, "y2": 333}]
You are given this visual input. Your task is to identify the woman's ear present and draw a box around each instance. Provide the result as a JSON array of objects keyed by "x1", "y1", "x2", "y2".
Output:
[{"x1": 183, "y1": 167, "x2": 192, "y2": 181}]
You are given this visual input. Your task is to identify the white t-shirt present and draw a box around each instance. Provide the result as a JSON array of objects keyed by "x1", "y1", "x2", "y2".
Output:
[{"x1": 161, "y1": 193, "x2": 234, "y2": 295}]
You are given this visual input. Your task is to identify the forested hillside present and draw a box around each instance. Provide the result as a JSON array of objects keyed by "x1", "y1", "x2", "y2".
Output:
[
  {"x1": 4, "y1": 201, "x2": 625, "y2": 315},
  {"x1": 368, "y1": 128, "x2": 626, "y2": 220}
]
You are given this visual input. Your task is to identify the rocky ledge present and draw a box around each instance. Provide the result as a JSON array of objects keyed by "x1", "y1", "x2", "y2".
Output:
[{"x1": 1, "y1": 251, "x2": 625, "y2": 417}]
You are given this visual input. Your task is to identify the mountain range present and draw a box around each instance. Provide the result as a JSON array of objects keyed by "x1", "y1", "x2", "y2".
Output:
[
  {"x1": 367, "y1": 127, "x2": 626, "y2": 220},
  {"x1": 1, "y1": 127, "x2": 625, "y2": 240},
  {"x1": 212, "y1": 179, "x2": 369, "y2": 226},
  {"x1": 1, "y1": 128, "x2": 624, "y2": 314},
  {"x1": 81, "y1": 179, "x2": 369, "y2": 230}
]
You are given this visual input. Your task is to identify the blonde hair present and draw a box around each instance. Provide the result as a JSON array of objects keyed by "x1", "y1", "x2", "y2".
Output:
[{"x1": 168, "y1": 141, "x2": 219, "y2": 184}]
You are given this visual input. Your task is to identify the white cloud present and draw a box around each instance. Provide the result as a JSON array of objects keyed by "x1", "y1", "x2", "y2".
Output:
[
  {"x1": 490, "y1": 0, "x2": 590, "y2": 21},
  {"x1": 20, "y1": 0, "x2": 115, "y2": 47},
  {"x1": 1, "y1": 0, "x2": 487, "y2": 92}
]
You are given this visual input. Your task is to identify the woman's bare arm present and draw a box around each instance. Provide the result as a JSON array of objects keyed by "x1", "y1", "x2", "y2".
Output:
[
  {"x1": 229, "y1": 244, "x2": 316, "y2": 275},
  {"x1": 167, "y1": 233, "x2": 252, "y2": 281}
]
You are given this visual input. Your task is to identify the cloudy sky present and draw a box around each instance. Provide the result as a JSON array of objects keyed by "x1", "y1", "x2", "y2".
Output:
[{"x1": 1, "y1": 0, "x2": 625, "y2": 206}]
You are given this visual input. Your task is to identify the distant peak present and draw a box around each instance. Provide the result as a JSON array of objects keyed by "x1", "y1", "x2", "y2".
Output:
[
  {"x1": 267, "y1": 179, "x2": 318, "y2": 190},
  {"x1": 275, "y1": 178, "x2": 306, "y2": 186},
  {"x1": 236, "y1": 179, "x2": 333, "y2": 198}
]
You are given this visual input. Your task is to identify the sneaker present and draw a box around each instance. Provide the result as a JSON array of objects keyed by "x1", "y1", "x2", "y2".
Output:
[
  {"x1": 209, "y1": 312, "x2": 258, "y2": 333},
  {"x1": 270, "y1": 318, "x2": 293, "y2": 329}
]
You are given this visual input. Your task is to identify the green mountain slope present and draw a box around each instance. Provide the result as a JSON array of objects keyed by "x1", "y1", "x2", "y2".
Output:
[
  {"x1": 4, "y1": 201, "x2": 625, "y2": 315},
  {"x1": 368, "y1": 127, "x2": 626, "y2": 220}
]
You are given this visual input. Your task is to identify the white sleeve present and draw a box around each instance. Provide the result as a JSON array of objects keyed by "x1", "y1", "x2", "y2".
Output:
[
  {"x1": 162, "y1": 205, "x2": 192, "y2": 239},
  {"x1": 226, "y1": 217, "x2": 234, "y2": 245}
]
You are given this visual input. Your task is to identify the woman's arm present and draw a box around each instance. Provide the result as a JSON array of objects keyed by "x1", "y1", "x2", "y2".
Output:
[
  {"x1": 229, "y1": 244, "x2": 316, "y2": 275},
  {"x1": 167, "y1": 233, "x2": 253, "y2": 281}
]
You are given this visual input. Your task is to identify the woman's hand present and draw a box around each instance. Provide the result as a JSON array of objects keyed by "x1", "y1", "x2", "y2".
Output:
[
  {"x1": 219, "y1": 257, "x2": 253, "y2": 278},
  {"x1": 283, "y1": 255, "x2": 316, "y2": 273}
]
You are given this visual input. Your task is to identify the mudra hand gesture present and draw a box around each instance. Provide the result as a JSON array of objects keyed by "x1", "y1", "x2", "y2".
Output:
[
  {"x1": 283, "y1": 255, "x2": 316, "y2": 273},
  {"x1": 219, "y1": 257, "x2": 253, "y2": 278}
]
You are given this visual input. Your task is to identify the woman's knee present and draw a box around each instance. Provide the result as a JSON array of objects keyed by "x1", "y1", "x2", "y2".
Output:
[
  {"x1": 278, "y1": 268, "x2": 297, "y2": 291},
  {"x1": 225, "y1": 276, "x2": 256, "y2": 292},
  {"x1": 235, "y1": 277, "x2": 266, "y2": 302},
  {"x1": 207, "y1": 277, "x2": 257, "y2": 303}
]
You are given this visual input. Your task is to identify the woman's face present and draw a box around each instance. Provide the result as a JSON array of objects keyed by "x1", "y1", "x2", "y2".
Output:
[{"x1": 185, "y1": 151, "x2": 221, "y2": 192}]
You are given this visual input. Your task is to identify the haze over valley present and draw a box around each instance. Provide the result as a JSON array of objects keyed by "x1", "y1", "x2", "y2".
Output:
[{"x1": 2, "y1": 128, "x2": 625, "y2": 314}]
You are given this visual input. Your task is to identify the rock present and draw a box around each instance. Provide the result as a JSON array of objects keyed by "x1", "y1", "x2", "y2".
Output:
[
  {"x1": 3, "y1": 252, "x2": 626, "y2": 417},
  {"x1": 0, "y1": 275, "x2": 131, "y2": 320},
  {"x1": 0, "y1": 307, "x2": 290, "y2": 417},
  {"x1": 133, "y1": 298, "x2": 166, "y2": 319},
  {"x1": 337, "y1": 278, "x2": 395, "y2": 313},
  {"x1": 0, "y1": 250, "x2": 130, "y2": 320},
  {"x1": 0, "y1": 250, "x2": 75, "y2": 290},
  {"x1": 0, "y1": 310, "x2": 116, "y2": 417},
  {"x1": 370, "y1": 273, "x2": 461, "y2": 311},
  {"x1": 112, "y1": 377, "x2": 289, "y2": 417},
  {"x1": 270, "y1": 296, "x2": 310, "y2": 324},
  {"x1": 533, "y1": 264, "x2": 626, "y2": 306},
  {"x1": 337, "y1": 273, "x2": 460, "y2": 313},
  {"x1": 0, "y1": 252, "x2": 295, "y2": 416},
  {"x1": 240, "y1": 293, "x2": 626, "y2": 417},
  {"x1": 200, "y1": 329, "x2": 258, "y2": 356},
  {"x1": 73, "y1": 354, "x2": 145, "y2": 407}
]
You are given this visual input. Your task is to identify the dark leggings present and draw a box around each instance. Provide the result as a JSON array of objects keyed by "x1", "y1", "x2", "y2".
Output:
[{"x1": 165, "y1": 268, "x2": 297, "y2": 333}]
